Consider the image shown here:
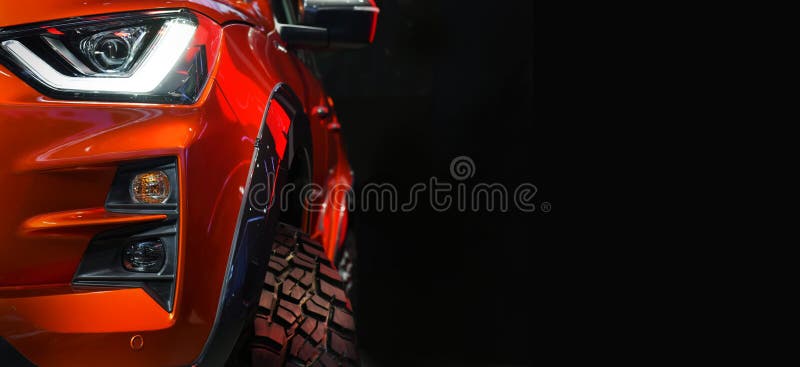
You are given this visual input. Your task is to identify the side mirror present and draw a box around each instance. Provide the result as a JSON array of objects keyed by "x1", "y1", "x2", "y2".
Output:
[{"x1": 273, "y1": 0, "x2": 380, "y2": 49}]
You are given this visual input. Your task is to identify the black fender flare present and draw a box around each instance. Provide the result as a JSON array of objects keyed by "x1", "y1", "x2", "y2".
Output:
[{"x1": 194, "y1": 83, "x2": 312, "y2": 366}]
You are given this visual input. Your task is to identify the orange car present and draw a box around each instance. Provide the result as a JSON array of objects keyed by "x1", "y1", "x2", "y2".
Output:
[{"x1": 0, "y1": 0, "x2": 377, "y2": 366}]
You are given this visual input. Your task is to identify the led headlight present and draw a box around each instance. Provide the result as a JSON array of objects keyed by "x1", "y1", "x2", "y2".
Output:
[
  {"x1": 0, "y1": 9, "x2": 221, "y2": 104},
  {"x1": 81, "y1": 27, "x2": 148, "y2": 73}
]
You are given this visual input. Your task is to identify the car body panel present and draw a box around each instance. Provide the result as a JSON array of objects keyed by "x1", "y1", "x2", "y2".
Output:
[
  {"x1": 0, "y1": 0, "x2": 271, "y2": 29},
  {"x1": 0, "y1": 2, "x2": 353, "y2": 365}
]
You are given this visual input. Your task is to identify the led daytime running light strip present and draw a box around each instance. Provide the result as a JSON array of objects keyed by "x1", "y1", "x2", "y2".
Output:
[{"x1": 0, "y1": 19, "x2": 196, "y2": 93}]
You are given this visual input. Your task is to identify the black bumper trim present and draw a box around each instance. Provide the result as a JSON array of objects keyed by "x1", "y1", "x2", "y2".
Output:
[{"x1": 0, "y1": 337, "x2": 36, "y2": 367}]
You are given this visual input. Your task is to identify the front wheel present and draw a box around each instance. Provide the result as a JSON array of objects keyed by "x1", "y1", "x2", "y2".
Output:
[{"x1": 245, "y1": 223, "x2": 359, "y2": 366}]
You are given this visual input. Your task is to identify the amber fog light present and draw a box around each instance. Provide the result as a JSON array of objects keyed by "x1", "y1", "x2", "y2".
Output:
[
  {"x1": 123, "y1": 239, "x2": 166, "y2": 272},
  {"x1": 130, "y1": 171, "x2": 170, "y2": 204}
]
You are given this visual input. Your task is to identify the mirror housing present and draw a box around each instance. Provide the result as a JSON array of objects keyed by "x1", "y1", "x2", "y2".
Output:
[{"x1": 274, "y1": 0, "x2": 379, "y2": 49}]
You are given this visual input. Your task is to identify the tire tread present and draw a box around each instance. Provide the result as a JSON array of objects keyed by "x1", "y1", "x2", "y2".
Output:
[{"x1": 250, "y1": 223, "x2": 358, "y2": 366}]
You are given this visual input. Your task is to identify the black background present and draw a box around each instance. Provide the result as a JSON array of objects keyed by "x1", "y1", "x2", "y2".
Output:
[{"x1": 315, "y1": 1, "x2": 544, "y2": 365}]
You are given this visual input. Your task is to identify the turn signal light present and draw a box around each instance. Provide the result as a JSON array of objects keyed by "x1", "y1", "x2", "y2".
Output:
[{"x1": 130, "y1": 171, "x2": 171, "y2": 204}]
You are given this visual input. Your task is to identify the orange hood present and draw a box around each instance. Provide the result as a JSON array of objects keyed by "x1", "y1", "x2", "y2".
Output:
[{"x1": 0, "y1": 0, "x2": 260, "y2": 28}]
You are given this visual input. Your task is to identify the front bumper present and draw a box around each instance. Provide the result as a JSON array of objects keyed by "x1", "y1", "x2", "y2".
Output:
[{"x1": 0, "y1": 57, "x2": 261, "y2": 365}]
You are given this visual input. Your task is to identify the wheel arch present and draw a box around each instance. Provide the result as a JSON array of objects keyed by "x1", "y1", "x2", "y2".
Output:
[{"x1": 193, "y1": 82, "x2": 314, "y2": 366}]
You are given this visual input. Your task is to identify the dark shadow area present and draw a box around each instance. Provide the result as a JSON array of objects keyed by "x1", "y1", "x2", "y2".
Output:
[{"x1": 314, "y1": 1, "x2": 546, "y2": 365}]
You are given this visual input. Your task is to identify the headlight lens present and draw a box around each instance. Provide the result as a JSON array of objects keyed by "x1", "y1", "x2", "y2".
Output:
[
  {"x1": 0, "y1": 9, "x2": 220, "y2": 104},
  {"x1": 81, "y1": 26, "x2": 148, "y2": 73}
]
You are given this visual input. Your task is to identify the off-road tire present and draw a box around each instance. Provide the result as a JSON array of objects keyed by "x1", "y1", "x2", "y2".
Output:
[{"x1": 249, "y1": 222, "x2": 358, "y2": 366}]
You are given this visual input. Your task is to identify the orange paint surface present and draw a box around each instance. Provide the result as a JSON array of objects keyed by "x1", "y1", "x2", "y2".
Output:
[{"x1": 0, "y1": 2, "x2": 360, "y2": 365}]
